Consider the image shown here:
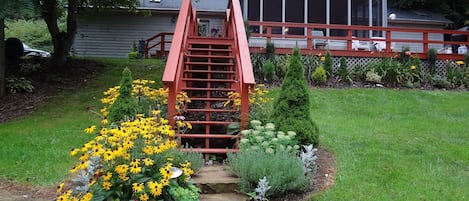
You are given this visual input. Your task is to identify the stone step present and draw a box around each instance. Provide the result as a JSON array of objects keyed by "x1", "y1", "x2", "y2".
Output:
[
  {"x1": 200, "y1": 193, "x2": 249, "y2": 201},
  {"x1": 193, "y1": 165, "x2": 239, "y2": 194}
]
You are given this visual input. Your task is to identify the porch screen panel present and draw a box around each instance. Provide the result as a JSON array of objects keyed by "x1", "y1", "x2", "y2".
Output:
[
  {"x1": 351, "y1": 0, "x2": 369, "y2": 37},
  {"x1": 286, "y1": 0, "x2": 305, "y2": 35},
  {"x1": 308, "y1": 0, "x2": 326, "y2": 24},
  {"x1": 330, "y1": 0, "x2": 347, "y2": 36},
  {"x1": 263, "y1": 0, "x2": 282, "y2": 34},
  {"x1": 248, "y1": 0, "x2": 260, "y2": 34},
  {"x1": 372, "y1": 0, "x2": 382, "y2": 37}
]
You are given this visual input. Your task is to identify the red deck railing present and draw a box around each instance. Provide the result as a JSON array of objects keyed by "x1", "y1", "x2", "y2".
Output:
[
  {"x1": 162, "y1": 0, "x2": 198, "y2": 126},
  {"x1": 248, "y1": 21, "x2": 469, "y2": 60},
  {"x1": 144, "y1": 32, "x2": 174, "y2": 58},
  {"x1": 224, "y1": 0, "x2": 255, "y2": 129}
]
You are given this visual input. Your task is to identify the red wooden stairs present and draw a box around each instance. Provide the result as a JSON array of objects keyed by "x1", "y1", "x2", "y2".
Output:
[{"x1": 163, "y1": 0, "x2": 255, "y2": 155}]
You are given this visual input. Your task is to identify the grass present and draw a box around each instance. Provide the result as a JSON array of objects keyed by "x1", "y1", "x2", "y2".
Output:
[
  {"x1": 307, "y1": 88, "x2": 469, "y2": 201},
  {"x1": 0, "y1": 58, "x2": 164, "y2": 185},
  {"x1": 1, "y1": 58, "x2": 469, "y2": 200}
]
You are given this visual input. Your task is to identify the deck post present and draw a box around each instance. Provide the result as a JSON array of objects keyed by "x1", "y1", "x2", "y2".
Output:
[
  {"x1": 423, "y1": 32, "x2": 429, "y2": 53},
  {"x1": 307, "y1": 27, "x2": 312, "y2": 49}
]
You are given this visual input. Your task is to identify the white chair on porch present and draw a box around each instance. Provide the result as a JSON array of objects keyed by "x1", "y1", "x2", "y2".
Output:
[
  {"x1": 312, "y1": 30, "x2": 328, "y2": 49},
  {"x1": 352, "y1": 37, "x2": 371, "y2": 51}
]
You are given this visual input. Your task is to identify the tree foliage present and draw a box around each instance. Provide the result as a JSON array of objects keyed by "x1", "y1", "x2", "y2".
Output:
[
  {"x1": 269, "y1": 47, "x2": 319, "y2": 145},
  {"x1": 108, "y1": 68, "x2": 138, "y2": 122},
  {"x1": 388, "y1": 0, "x2": 469, "y2": 27}
]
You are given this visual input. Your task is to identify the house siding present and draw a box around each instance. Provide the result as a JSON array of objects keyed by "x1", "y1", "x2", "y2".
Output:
[
  {"x1": 73, "y1": 12, "x2": 224, "y2": 58},
  {"x1": 389, "y1": 23, "x2": 446, "y2": 53}
]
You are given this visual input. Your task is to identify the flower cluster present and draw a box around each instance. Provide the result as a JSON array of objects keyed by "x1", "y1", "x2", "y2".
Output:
[
  {"x1": 57, "y1": 78, "x2": 198, "y2": 201},
  {"x1": 224, "y1": 84, "x2": 271, "y2": 109}
]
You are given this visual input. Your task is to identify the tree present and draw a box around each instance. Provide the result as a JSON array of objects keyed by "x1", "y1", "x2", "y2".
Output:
[
  {"x1": 0, "y1": 0, "x2": 36, "y2": 97},
  {"x1": 270, "y1": 47, "x2": 320, "y2": 145},
  {"x1": 35, "y1": 0, "x2": 139, "y2": 69}
]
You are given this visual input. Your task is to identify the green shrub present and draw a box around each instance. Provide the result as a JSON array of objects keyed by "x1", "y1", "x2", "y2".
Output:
[
  {"x1": 262, "y1": 60, "x2": 276, "y2": 82},
  {"x1": 312, "y1": 66, "x2": 327, "y2": 85},
  {"x1": 239, "y1": 120, "x2": 300, "y2": 153},
  {"x1": 6, "y1": 77, "x2": 34, "y2": 93},
  {"x1": 338, "y1": 57, "x2": 349, "y2": 82},
  {"x1": 127, "y1": 51, "x2": 139, "y2": 59},
  {"x1": 428, "y1": 48, "x2": 437, "y2": 76},
  {"x1": 108, "y1": 68, "x2": 139, "y2": 122},
  {"x1": 270, "y1": 47, "x2": 319, "y2": 145},
  {"x1": 227, "y1": 149, "x2": 309, "y2": 197},
  {"x1": 302, "y1": 55, "x2": 321, "y2": 83},
  {"x1": 324, "y1": 50, "x2": 333, "y2": 76},
  {"x1": 431, "y1": 75, "x2": 450, "y2": 89},
  {"x1": 272, "y1": 54, "x2": 289, "y2": 80},
  {"x1": 365, "y1": 69, "x2": 382, "y2": 83},
  {"x1": 266, "y1": 41, "x2": 276, "y2": 59},
  {"x1": 446, "y1": 62, "x2": 465, "y2": 88}
]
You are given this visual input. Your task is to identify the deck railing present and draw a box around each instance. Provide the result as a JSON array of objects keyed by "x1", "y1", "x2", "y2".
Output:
[
  {"x1": 162, "y1": 0, "x2": 198, "y2": 125},
  {"x1": 224, "y1": 0, "x2": 256, "y2": 129},
  {"x1": 144, "y1": 32, "x2": 173, "y2": 58},
  {"x1": 248, "y1": 21, "x2": 469, "y2": 60}
]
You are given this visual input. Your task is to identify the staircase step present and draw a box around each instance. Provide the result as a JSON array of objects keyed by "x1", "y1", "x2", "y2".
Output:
[
  {"x1": 188, "y1": 47, "x2": 233, "y2": 52},
  {"x1": 186, "y1": 109, "x2": 237, "y2": 112},
  {"x1": 181, "y1": 148, "x2": 238, "y2": 154},
  {"x1": 200, "y1": 193, "x2": 248, "y2": 201},
  {"x1": 182, "y1": 87, "x2": 235, "y2": 91},
  {"x1": 187, "y1": 121, "x2": 234, "y2": 125},
  {"x1": 186, "y1": 54, "x2": 234, "y2": 59},
  {"x1": 185, "y1": 61, "x2": 235, "y2": 66},
  {"x1": 194, "y1": 165, "x2": 239, "y2": 194},
  {"x1": 177, "y1": 134, "x2": 239, "y2": 139},
  {"x1": 189, "y1": 97, "x2": 231, "y2": 101},
  {"x1": 184, "y1": 70, "x2": 236, "y2": 74},
  {"x1": 182, "y1": 78, "x2": 237, "y2": 82}
]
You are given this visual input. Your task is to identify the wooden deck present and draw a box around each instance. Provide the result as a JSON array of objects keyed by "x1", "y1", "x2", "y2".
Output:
[{"x1": 247, "y1": 21, "x2": 469, "y2": 61}]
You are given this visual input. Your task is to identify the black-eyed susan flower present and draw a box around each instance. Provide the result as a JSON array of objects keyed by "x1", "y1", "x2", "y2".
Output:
[
  {"x1": 139, "y1": 193, "x2": 149, "y2": 201},
  {"x1": 102, "y1": 181, "x2": 112, "y2": 190},
  {"x1": 57, "y1": 182, "x2": 64, "y2": 194},
  {"x1": 143, "y1": 158, "x2": 154, "y2": 166},
  {"x1": 132, "y1": 183, "x2": 144, "y2": 193},
  {"x1": 84, "y1": 125, "x2": 96, "y2": 134},
  {"x1": 103, "y1": 172, "x2": 112, "y2": 181}
]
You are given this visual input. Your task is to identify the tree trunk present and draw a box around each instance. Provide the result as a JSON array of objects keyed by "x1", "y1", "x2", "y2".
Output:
[
  {"x1": 0, "y1": 18, "x2": 6, "y2": 97},
  {"x1": 41, "y1": 0, "x2": 78, "y2": 69}
]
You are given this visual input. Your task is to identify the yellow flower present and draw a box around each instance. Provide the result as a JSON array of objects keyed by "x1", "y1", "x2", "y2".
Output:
[
  {"x1": 69, "y1": 148, "x2": 79, "y2": 156},
  {"x1": 80, "y1": 192, "x2": 93, "y2": 201},
  {"x1": 139, "y1": 193, "x2": 149, "y2": 201},
  {"x1": 102, "y1": 181, "x2": 112, "y2": 190},
  {"x1": 115, "y1": 164, "x2": 129, "y2": 175},
  {"x1": 143, "y1": 158, "x2": 154, "y2": 166},
  {"x1": 456, "y1": 61, "x2": 464, "y2": 65},
  {"x1": 101, "y1": 117, "x2": 109, "y2": 125},
  {"x1": 320, "y1": 56, "x2": 326, "y2": 61},
  {"x1": 147, "y1": 181, "x2": 163, "y2": 196},
  {"x1": 129, "y1": 165, "x2": 142, "y2": 174},
  {"x1": 103, "y1": 172, "x2": 112, "y2": 181},
  {"x1": 132, "y1": 183, "x2": 144, "y2": 193},
  {"x1": 57, "y1": 182, "x2": 64, "y2": 194},
  {"x1": 84, "y1": 125, "x2": 96, "y2": 134},
  {"x1": 410, "y1": 65, "x2": 417, "y2": 70}
]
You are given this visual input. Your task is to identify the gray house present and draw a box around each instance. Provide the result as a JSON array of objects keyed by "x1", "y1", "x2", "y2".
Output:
[{"x1": 72, "y1": 0, "x2": 229, "y2": 58}]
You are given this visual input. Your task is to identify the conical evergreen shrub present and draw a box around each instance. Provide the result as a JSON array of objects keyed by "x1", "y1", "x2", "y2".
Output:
[
  {"x1": 269, "y1": 47, "x2": 319, "y2": 145},
  {"x1": 108, "y1": 68, "x2": 139, "y2": 122}
]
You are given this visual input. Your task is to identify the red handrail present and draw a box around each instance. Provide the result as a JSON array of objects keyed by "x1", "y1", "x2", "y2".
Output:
[
  {"x1": 248, "y1": 21, "x2": 469, "y2": 60},
  {"x1": 145, "y1": 32, "x2": 174, "y2": 58},
  {"x1": 225, "y1": 0, "x2": 255, "y2": 129},
  {"x1": 163, "y1": 0, "x2": 197, "y2": 125}
]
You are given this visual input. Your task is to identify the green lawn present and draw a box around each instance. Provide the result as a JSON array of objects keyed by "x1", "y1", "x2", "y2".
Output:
[
  {"x1": 0, "y1": 58, "x2": 164, "y2": 185},
  {"x1": 309, "y1": 88, "x2": 469, "y2": 201},
  {"x1": 1, "y1": 58, "x2": 468, "y2": 200}
]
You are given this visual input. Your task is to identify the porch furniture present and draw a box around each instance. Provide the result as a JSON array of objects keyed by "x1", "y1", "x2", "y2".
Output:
[
  {"x1": 312, "y1": 30, "x2": 328, "y2": 49},
  {"x1": 352, "y1": 37, "x2": 371, "y2": 51},
  {"x1": 371, "y1": 37, "x2": 395, "y2": 52}
]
